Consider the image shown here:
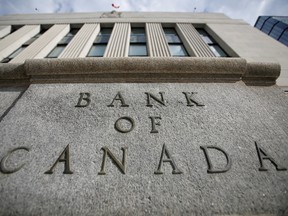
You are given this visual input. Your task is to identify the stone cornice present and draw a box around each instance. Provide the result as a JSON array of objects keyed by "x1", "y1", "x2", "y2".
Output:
[{"x1": 0, "y1": 57, "x2": 280, "y2": 86}]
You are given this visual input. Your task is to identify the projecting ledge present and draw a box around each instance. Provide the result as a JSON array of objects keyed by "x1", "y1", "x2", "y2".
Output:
[
  {"x1": 25, "y1": 57, "x2": 246, "y2": 83},
  {"x1": 0, "y1": 58, "x2": 281, "y2": 86},
  {"x1": 0, "y1": 63, "x2": 30, "y2": 86},
  {"x1": 242, "y1": 62, "x2": 281, "y2": 86}
]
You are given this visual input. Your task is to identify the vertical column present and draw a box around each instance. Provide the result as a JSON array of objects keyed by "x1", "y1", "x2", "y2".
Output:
[
  {"x1": 11, "y1": 24, "x2": 69, "y2": 63},
  {"x1": 0, "y1": 25, "x2": 40, "y2": 61},
  {"x1": 177, "y1": 23, "x2": 215, "y2": 57},
  {"x1": 0, "y1": 26, "x2": 11, "y2": 38},
  {"x1": 146, "y1": 23, "x2": 170, "y2": 57},
  {"x1": 105, "y1": 23, "x2": 130, "y2": 57},
  {"x1": 60, "y1": 23, "x2": 100, "y2": 58}
]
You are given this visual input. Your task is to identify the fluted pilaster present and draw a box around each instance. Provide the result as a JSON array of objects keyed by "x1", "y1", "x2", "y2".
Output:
[
  {"x1": 105, "y1": 23, "x2": 130, "y2": 57},
  {"x1": 146, "y1": 23, "x2": 170, "y2": 57},
  {"x1": 177, "y1": 23, "x2": 215, "y2": 57},
  {"x1": 0, "y1": 25, "x2": 40, "y2": 61},
  {"x1": 60, "y1": 23, "x2": 100, "y2": 58},
  {"x1": 11, "y1": 24, "x2": 69, "y2": 63}
]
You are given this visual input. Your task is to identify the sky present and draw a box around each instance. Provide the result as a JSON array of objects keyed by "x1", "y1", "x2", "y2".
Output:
[{"x1": 0, "y1": 0, "x2": 287, "y2": 25}]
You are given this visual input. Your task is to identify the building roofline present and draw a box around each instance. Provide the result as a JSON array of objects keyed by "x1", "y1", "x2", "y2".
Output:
[{"x1": 0, "y1": 12, "x2": 247, "y2": 26}]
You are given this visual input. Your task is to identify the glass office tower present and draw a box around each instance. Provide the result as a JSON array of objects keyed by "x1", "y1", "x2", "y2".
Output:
[{"x1": 255, "y1": 16, "x2": 288, "y2": 46}]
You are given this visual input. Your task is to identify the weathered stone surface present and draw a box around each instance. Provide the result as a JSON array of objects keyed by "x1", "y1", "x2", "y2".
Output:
[
  {"x1": 0, "y1": 58, "x2": 282, "y2": 86},
  {"x1": 0, "y1": 87, "x2": 26, "y2": 118},
  {"x1": 243, "y1": 62, "x2": 281, "y2": 86},
  {"x1": 0, "y1": 82, "x2": 287, "y2": 215}
]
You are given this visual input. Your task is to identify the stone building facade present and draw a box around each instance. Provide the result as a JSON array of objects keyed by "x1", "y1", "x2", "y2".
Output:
[
  {"x1": 0, "y1": 12, "x2": 287, "y2": 215},
  {"x1": 0, "y1": 12, "x2": 288, "y2": 86}
]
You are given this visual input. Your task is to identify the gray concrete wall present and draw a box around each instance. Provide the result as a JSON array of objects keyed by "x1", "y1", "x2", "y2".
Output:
[
  {"x1": 0, "y1": 82, "x2": 287, "y2": 215},
  {"x1": 0, "y1": 13, "x2": 287, "y2": 216}
]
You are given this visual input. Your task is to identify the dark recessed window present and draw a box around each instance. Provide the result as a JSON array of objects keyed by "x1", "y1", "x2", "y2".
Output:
[
  {"x1": 163, "y1": 28, "x2": 188, "y2": 57},
  {"x1": 196, "y1": 29, "x2": 228, "y2": 57},
  {"x1": 129, "y1": 28, "x2": 147, "y2": 57},
  {"x1": 47, "y1": 28, "x2": 79, "y2": 58},
  {"x1": 47, "y1": 46, "x2": 66, "y2": 58},
  {"x1": 87, "y1": 28, "x2": 112, "y2": 57}
]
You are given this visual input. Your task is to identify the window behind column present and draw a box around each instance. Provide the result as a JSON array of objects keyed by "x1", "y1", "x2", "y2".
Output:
[
  {"x1": 46, "y1": 28, "x2": 79, "y2": 58},
  {"x1": 87, "y1": 28, "x2": 112, "y2": 57},
  {"x1": 196, "y1": 29, "x2": 228, "y2": 57},
  {"x1": 1, "y1": 28, "x2": 48, "y2": 63},
  {"x1": 129, "y1": 27, "x2": 147, "y2": 57},
  {"x1": 163, "y1": 28, "x2": 188, "y2": 57}
]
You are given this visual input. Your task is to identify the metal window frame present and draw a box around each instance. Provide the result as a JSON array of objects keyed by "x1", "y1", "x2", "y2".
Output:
[
  {"x1": 163, "y1": 27, "x2": 188, "y2": 57},
  {"x1": 87, "y1": 27, "x2": 113, "y2": 57},
  {"x1": 129, "y1": 27, "x2": 147, "y2": 57},
  {"x1": 196, "y1": 28, "x2": 228, "y2": 57}
]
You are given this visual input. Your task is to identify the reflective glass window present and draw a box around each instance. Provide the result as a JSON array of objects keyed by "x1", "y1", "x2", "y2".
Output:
[
  {"x1": 87, "y1": 45, "x2": 107, "y2": 57},
  {"x1": 255, "y1": 17, "x2": 267, "y2": 29},
  {"x1": 255, "y1": 16, "x2": 270, "y2": 29},
  {"x1": 130, "y1": 34, "x2": 146, "y2": 43},
  {"x1": 130, "y1": 28, "x2": 146, "y2": 43},
  {"x1": 23, "y1": 33, "x2": 41, "y2": 46},
  {"x1": 129, "y1": 27, "x2": 147, "y2": 57},
  {"x1": 169, "y1": 44, "x2": 187, "y2": 56},
  {"x1": 196, "y1": 28, "x2": 228, "y2": 57},
  {"x1": 94, "y1": 28, "x2": 112, "y2": 43},
  {"x1": 210, "y1": 45, "x2": 228, "y2": 57},
  {"x1": 270, "y1": 22, "x2": 288, "y2": 39},
  {"x1": 129, "y1": 44, "x2": 147, "y2": 56},
  {"x1": 23, "y1": 37, "x2": 38, "y2": 45},
  {"x1": 270, "y1": 27, "x2": 284, "y2": 39},
  {"x1": 197, "y1": 29, "x2": 214, "y2": 44},
  {"x1": 67, "y1": 29, "x2": 79, "y2": 36},
  {"x1": 163, "y1": 27, "x2": 188, "y2": 57},
  {"x1": 9, "y1": 47, "x2": 26, "y2": 58},
  {"x1": 87, "y1": 28, "x2": 112, "y2": 57},
  {"x1": 23, "y1": 28, "x2": 47, "y2": 46},
  {"x1": 46, "y1": 28, "x2": 79, "y2": 58},
  {"x1": 0, "y1": 47, "x2": 26, "y2": 63},
  {"x1": 279, "y1": 30, "x2": 288, "y2": 46},
  {"x1": 58, "y1": 36, "x2": 73, "y2": 45},
  {"x1": 58, "y1": 28, "x2": 79, "y2": 45},
  {"x1": 163, "y1": 28, "x2": 181, "y2": 43},
  {"x1": 47, "y1": 46, "x2": 65, "y2": 58},
  {"x1": 262, "y1": 18, "x2": 279, "y2": 34},
  {"x1": 94, "y1": 35, "x2": 110, "y2": 43}
]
